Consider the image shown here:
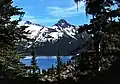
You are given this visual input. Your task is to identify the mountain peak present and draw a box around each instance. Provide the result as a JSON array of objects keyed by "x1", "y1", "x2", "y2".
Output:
[
  {"x1": 54, "y1": 19, "x2": 74, "y2": 28},
  {"x1": 58, "y1": 19, "x2": 67, "y2": 23},
  {"x1": 24, "y1": 21, "x2": 41, "y2": 26},
  {"x1": 25, "y1": 21, "x2": 32, "y2": 24}
]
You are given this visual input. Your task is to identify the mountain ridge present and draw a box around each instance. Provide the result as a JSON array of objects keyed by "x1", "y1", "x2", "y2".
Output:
[{"x1": 19, "y1": 19, "x2": 91, "y2": 56}]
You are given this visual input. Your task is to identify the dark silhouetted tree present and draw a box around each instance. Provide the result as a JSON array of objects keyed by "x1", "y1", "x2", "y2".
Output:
[
  {"x1": 74, "y1": 0, "x2": 120, "y2": 80},
  {"x1": 56, "y1": 52, "x2": 62, "y2": 80},
  {"x1": 0, "y1": 1, "x2": 30, "y2": 79}
]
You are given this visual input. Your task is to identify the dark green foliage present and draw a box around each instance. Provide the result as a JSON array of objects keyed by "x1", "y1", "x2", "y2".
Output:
[
  {"x1": 0, "y1": 1, "x2": 30, "y2": 79},
  {"x1": 31, "y1": 42, "x2": 38, "y2": 73},
  {"x1": 74, "y1": 0, "x2": 120, "y2": 81},
  {"x1": 51, "y1": 64, "x2": 54, "y2": 70},
  {"x1": 56, "y1": 52, "x2": 62, "y2": 74},
  {"x1": 56, "y1": 52, "x2": 63, "y2": 80},
  {"x1": 42, "y1": 69, "x2": 47, "y2": 75}
]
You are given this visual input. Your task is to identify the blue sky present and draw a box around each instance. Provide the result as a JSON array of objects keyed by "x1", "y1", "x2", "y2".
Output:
[{"x1": 13, "y1": 0, "x2": 91, "y2": 26}]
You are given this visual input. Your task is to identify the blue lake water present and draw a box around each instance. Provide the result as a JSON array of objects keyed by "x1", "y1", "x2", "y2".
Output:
[{"x1": 20, "y1": 56, "x2": 71, "y2": 69}]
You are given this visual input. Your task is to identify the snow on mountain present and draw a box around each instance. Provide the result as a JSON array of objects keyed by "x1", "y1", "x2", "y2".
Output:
[
  {"x1": 22, "y1": 19, "x2": 91, "y2": 56},
  {"x1": 25, "y1": 24, "x2": 43, "y2": 39},
  {"x1": 52, "y1": 19, "x2": 77, "y2": 40},
  {"x1": 24, "y1": 20, "x2": 77, "y2": 43}
]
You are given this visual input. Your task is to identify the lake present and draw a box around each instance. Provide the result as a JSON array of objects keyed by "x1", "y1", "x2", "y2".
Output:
[{"x1": 20, "y1": 56, "x2": 71, "y2": 70}]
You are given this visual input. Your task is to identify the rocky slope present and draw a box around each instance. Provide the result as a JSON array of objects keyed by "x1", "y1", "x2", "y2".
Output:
[{"x1": 20, "y1": 19, "x2": 91, "y2": 56}]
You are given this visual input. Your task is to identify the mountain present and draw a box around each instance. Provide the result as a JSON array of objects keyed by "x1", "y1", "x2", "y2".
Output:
[
  {"x1": 20, "y1": 19, "x2": 91, "y2": 56},
  {"x1": 54, "y1": 19, "x2": 75, "y2": 28}
]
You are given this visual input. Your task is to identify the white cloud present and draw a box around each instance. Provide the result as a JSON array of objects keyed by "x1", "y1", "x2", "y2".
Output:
[
  {"x1": 12, "y1": 2, "x2": 85, "y2": 25},
  {"x1": 47, "y1": 1, "x2": 85, "y2": 18},
  {"x1": 22, "y1": 16, "x2": 59, "y2": 24},
  {"x1": 11, "y1": 12, "x2": 59, "y2": 25},
  {"x1": 11, "y1": 14, "x2": 37, "y2": 25},
  {"x1": 37, "y1": 18, "x2": 59, "y2": 24}
]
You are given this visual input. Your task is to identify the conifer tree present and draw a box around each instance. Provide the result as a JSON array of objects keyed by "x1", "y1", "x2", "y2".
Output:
[
  {"x1": 42, "y1": 69, "x2": 47, "y2": 76},
  {"x1": 0, "y1": 1, "x2": 30, "y2": 79},
  {"x1": 56, "y1": 52, "x2": 62, "y2": 80},
  {"x1": 31, "y1": 41, "x2": 37, "y2": 74},
  {"x1": 51, "y1": 64, "x2": 54, "y2": 70},
  {"x1": 74, "y1": 0, "x2": 120, "y2": 80}
]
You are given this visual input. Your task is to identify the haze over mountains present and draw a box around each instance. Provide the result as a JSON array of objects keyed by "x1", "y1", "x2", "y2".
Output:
[{"x1": 20, "y1": 19, "x2": 91, "y2": 56}]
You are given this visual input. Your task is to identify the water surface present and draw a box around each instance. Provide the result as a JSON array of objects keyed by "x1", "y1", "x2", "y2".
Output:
[{"x1": 20, "y1": 56, "x2": 71, "y2": 69}]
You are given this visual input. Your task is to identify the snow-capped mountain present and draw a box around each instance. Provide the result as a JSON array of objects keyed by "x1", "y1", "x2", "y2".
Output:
[{"x1": 22, "y1": 19, "x2": 91, "y2": 56}]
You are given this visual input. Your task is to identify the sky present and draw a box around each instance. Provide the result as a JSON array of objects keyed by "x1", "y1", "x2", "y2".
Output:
[{"x1": 12, "y1": 0, "x2": 91, "y2": 26}]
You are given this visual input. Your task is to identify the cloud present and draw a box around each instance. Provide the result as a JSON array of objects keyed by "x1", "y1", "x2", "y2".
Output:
[
  {"x1": 11, "y1": 9, "x2": 60, "y2": 26},
  {"x1": 12, "y1": 2, "x2": 85, "y2": 25},
  {"x1": 47, "y1": 1, "x2": 85, "y2": 18},
  {"x1": 11, "y1": 13, "x2": 59, "y2": 26},
  {"x1": 11, "y1": 14, "x2": 37, "y2": 25},
  {"x1": 37, "y1": 18, "x2": 59, "y2": 24},
  {"x1": 21, "y1": 16, "x2": 59, "y2": 25},
  {"x1": 23, "y1": 15, "x2": 37, "y2": 22},
  {"x1": 22, "y1": 16, "x2": 59, "y2": 24}
]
